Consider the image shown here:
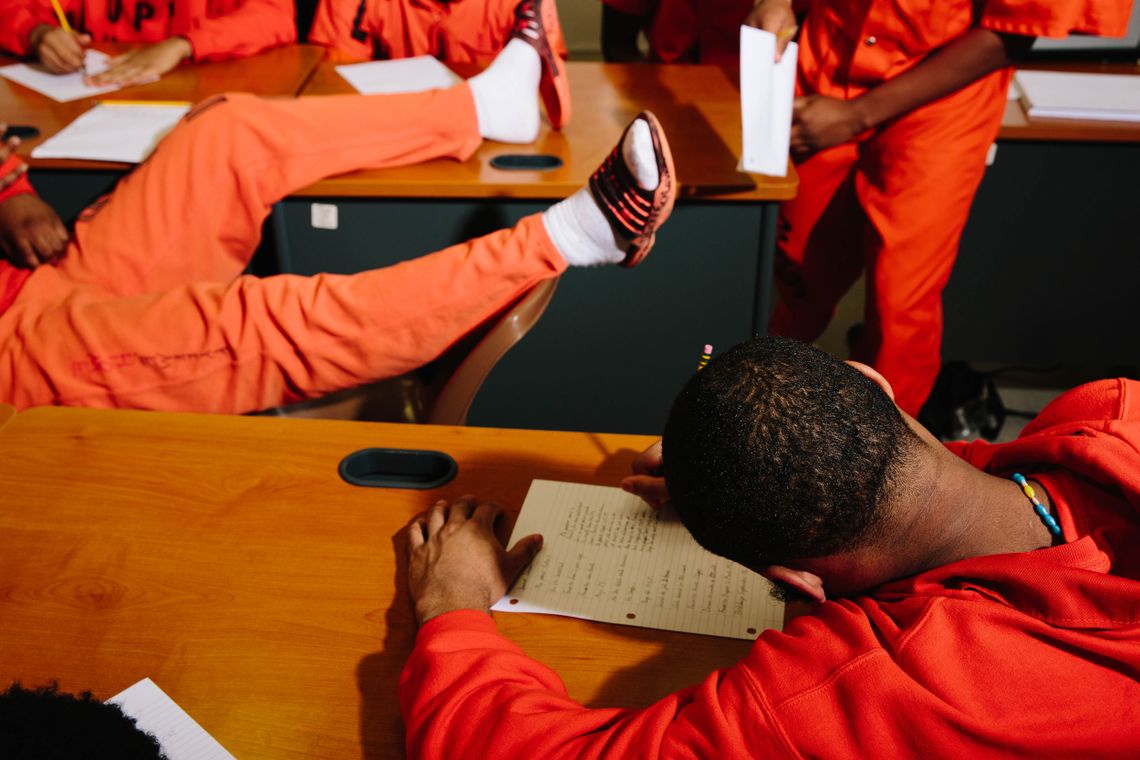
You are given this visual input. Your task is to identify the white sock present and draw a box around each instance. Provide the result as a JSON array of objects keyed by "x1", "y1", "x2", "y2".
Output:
[
  {"x1": 468, "y1": 39, "x2": 541, "y2": 144},
  {"x1": 542, "y1": 118, "x2": 659, "y2": 267}
]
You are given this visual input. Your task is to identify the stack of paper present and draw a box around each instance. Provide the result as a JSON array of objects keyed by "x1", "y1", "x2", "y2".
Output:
[
  {"x1": 739, "y1": 26, "x2": 798, "y2": 177},
  {"x1": 492, "y1": 480, "x2": 784, "y2": 640},
  {"x1": 0, "y1": 50, "x2": 150, "y2": 102},
  {"x1": 1015, "y1": 70, "x2": 1140, "y2": 123},
  {"x1": 31, "y1": 103, "x2": 189, "y2": 163},
  {"x1": 336, "y1": 56, "x2": 461, "y2": 95}
]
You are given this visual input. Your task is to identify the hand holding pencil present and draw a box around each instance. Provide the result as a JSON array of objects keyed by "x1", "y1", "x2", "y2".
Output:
[{"x1": 28, "y1": 0, "x2": 91, "y2": 75}]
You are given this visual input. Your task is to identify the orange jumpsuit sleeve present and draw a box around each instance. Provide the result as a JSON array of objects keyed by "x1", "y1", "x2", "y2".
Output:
[
  {"x1": 181, "y1": 0, "x2": 297, "y2": 61},
  {"x1": 0, "y1": 155, "x2": 35, "y2": 206},
  {"x1": 0, "y1": 0, "x2": 58, "y2": 57},
  {"x1": 308, "y1": 0, "x2": 373, "y2": 59},
  {"x1": 979, "y1": 0, "x2": 1133, "y2": 39},
  {"x1": 399, "y1": 610, "x2": 790, "y2": 759}
]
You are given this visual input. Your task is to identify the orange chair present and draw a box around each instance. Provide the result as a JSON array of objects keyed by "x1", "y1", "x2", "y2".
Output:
[{"x1": 273, "y1": 277, "x2": 559, "y2": 425}]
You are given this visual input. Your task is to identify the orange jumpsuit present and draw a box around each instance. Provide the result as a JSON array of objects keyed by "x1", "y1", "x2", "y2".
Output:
[
  {"x1": 770, "y1": 0, "x2": 1132, "y2": 416},
  {"x1": 0, "y1": 0, "x2": 295, "y2": 61},
  {"x1": 309, "y1": 0, "x2": 564, "y2": 65},
  {"x1": 0, "y1": 84, "x2": 566, "y2": 412}
]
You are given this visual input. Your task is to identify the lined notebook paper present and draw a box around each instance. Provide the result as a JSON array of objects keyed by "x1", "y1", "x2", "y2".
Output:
[
  {"x1": 106, "y1": 678, "x2": 234, "y2": 760},
  {"x1": 336, "y1": 56, "x2": 461, "y2": 95},
  {"x1": 1015, "y1": 70, "x2": 1140, "y2": 123},
  {"x1": 492, "y1": 480, "x2": 784, "y2": 640},
  {"x1": 739, "y1": 26, "x2": 798, "y2": 177},
  {"x1": 31, "y1": 103, "x2": 189, "y2": 163}
]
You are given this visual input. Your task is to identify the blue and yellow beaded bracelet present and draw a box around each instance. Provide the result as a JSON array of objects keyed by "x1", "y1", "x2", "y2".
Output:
[{"x1": 1012, "y1": 473, "x2": 1062, "y2": 538}]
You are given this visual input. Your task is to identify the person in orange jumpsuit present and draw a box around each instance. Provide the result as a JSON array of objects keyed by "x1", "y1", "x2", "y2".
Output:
[
  {"x1": 0, "y1": 0, "x2": 295, "y2": 87},
  {"x1": 0, "y1": 18, "x2": 677, "y2": 412},
  {"x1": 750, "y1": 0, "x2": 1132, "y2": 417},
  {"x1": 399, "y1": 336, "x2": 1140, "y2": 757},
  {"x1": 309, "y1": 0, "x2": 570, "y2": 127},
  {"x1": 600, "y1": 0, "x2": 751, "y2": 64}
]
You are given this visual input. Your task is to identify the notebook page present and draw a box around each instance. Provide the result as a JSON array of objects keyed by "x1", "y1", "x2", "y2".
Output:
[
  {"x1": 0, "y1": 51, "x2": 131, "y2": 102},
  {"x1": 106, "y1": 678, "x2": 235, "y2": 760},
  {"x1": 739, "y1": 26, "x2": 797, "y2": 177},
  {"x1": 336, "y1": 56, "x2": 462, "y2": 95},
  {"x1": 492, "y1": 480, "x2": 784, "y2": 640},
  {"x1": 31, "y1": 103, "x2": 189, "y2": 163}
]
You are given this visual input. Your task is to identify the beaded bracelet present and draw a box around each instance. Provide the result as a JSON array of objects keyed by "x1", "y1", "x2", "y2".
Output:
[{"x1": 1012, "y1": 473, "x2": 1062, "y2": 538}]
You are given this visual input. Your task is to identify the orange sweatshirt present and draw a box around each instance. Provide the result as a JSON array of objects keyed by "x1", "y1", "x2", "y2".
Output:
[{"x1": 0, "y1": 0, "x2": 295, "y2": 61}]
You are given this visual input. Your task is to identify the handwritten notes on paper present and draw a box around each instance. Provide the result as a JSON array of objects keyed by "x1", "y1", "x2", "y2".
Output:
[
  {"x1": 491, "y1": 480, "x2": 785, "y2": 640},
  {"x1": 106, "y1": 678, "x2": 235, "y2": 759},
  {"x1": 739, "y1": 26, "x2": 798, "y2": 177}
]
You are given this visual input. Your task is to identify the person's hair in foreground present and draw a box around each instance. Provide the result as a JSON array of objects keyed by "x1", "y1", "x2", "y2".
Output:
[
  {"x1": 0, "y1": 681, "x2": 166, "y2": 759},
  {"x1": 662, "y1": 336, "x2": 922, "y2": 581}
]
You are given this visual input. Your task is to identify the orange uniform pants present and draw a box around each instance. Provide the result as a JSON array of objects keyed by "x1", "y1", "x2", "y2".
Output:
[
  {"x1": 0, "y1": 85, "x2": 566, "y2": 412},
  {"x1": 769, "y1": 69, "x2": 1013, "y2": 415}
]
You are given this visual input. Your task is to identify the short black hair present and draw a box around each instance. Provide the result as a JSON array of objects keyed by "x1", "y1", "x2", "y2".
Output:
[
  {"x1": 662, "y1": 336, "x2": 919, "y2": 572},
  {"x1": 0, "y1": 682, "x2": 167, "y2": 759}
]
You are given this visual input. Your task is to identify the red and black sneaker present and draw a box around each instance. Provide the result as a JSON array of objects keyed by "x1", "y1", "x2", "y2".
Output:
[
  {"x1": 588, "y1": 111, "x2": 676, "y2": 268},
  {"x1": 510, "y1": 0, "x2": 571, "y2": 130}
]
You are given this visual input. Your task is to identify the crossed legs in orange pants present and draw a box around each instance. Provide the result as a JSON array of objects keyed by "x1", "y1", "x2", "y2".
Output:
[{"x1": 769, "y1": 69, "x2": 1012, "y2": 415}]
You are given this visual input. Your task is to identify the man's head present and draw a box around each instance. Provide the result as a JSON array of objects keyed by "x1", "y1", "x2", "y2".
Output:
[{"x1": 662, "y1": 336, "x2": 927, "y2": 601}]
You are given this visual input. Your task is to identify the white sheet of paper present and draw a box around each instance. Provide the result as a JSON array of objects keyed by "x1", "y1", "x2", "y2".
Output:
[
  {"x1": 31, "y1": 103, "x2": 189, "y2": 163},
  {"x1": 739, "y1": 26, "x2": 797, "y2": 177},
  {"x1": 1015, "y1": 70, "x2": 1140, "y2": 122},
  {"x1": 492, "y1": 480, "x2": 785, "y2": 640},
  {"x1": 335, "y1": 56, "x2": 461, "y2": 95},
  {"x1": 0, "y1": 51, "x2": 126, "y2": 102},
  {"x1": 106, "y1": 678, "x2": 235, "y2": 760}
]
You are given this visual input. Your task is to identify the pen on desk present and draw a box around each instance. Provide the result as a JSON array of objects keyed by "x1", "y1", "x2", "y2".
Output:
[{"x1": 696, "y1": 344, "x2": 713, "y2": 372}]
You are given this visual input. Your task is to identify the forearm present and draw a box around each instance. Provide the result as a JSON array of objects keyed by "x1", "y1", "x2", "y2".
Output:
[{"x1": 853, "y1": 28, "x2": 1033, "y2": 130}]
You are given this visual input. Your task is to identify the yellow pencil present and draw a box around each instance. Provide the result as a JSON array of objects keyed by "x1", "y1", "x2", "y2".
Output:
[
  {"x1": 98, "y1": 100, "x2": 193, "y2": 107},
  {"x1": 48, "y1": 0, "x2": 72, "y2": 33},
  {"x1": 777, "y1": 25, "x2": 798, "y2": 43}
]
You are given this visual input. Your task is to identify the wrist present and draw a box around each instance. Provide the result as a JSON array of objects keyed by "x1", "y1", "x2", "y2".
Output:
[
  {"x1": 28, "y1": 24, "x2": 51, "y2": 52},
  {"x1": 168, "y1": 36, "x2": 193, "y2": 60},
  {"x1": 848, "y1": 96, "x2": 878, "y2": 132}
]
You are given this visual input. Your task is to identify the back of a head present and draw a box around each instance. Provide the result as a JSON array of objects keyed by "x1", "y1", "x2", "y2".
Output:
[{"x1": 662, "y1": 336, "x2": 918, "y2": 573}]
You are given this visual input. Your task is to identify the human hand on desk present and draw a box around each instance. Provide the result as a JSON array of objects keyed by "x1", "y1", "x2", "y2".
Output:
[
  {"x1": 406, "y1": 496, "x2": 543, "y2": 625},
  {"x1": 0, "y1": 194, "x2": 69, "y2": 269},
  {"x1": 620, "y1": 440, "x2": 669, "y2": 510},
  {"x1": 87, "y1": 37, "x2": 192, "y2": 87}
]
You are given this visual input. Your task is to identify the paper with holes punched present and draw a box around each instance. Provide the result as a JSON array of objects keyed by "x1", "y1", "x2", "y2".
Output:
[
  {"x1": 106, "y1": 678, "x2": 234, "y2": 759},
  {"x1": 492, "y1": 480, "x2": 784, "y2": 640},
  {"x1": 739, "y1": 25, "x2": 798, "y2": 177}
]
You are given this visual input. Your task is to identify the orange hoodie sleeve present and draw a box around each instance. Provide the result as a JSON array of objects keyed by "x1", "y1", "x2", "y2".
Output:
[
  {"x1": 0, "y1": 0, "x2": 58, "y2": 57},
  {"x1": 182, "y1": 0, "x2": 297, "y2": 61},
  {"x1": 980, "y1": 0, "x2": 1133, "y2": 39}
]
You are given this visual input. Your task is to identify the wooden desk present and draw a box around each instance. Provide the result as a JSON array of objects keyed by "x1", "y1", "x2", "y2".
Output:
[
  {"x1": 2, "y1": 44, "x2": 324, "y2": 220},
  {"x1": 943, "y1": 63, "x2": 1140, "y2": 368},
  {"x1": 0, "y1": 406, "x2": 756, "y2": 759},
  {"x1": 277, "y1": 62, "x2": 797, "y2": 434}
]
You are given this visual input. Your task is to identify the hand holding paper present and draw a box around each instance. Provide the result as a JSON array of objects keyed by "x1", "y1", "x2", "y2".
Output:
[{"x1": 739, "y1": 26, "x2": 798, "y2": 177}]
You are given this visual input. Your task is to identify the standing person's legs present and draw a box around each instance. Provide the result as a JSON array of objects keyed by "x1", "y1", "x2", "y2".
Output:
[
  {"x1": 768, "y1": 142, "x2": 864, "y2": 342},
  {"x1": 1, "y1": 113, "x2": 676, "y2": 412},
  {"x1": 61, "y1": 85, "x2": 484, "y2": 295},
  {"x1": 853, "y1": 71, "x2": 1012, "y2": 416}
]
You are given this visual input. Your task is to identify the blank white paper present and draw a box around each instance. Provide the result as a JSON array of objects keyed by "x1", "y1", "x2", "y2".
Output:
[
  {"x1": 492, "y1": 480, "x2": 785, "y2": 640},
  {"x1": 739, "y1": 26, "x2": 798, "y2": 177},
  {"x1": 0, "y1": 51, "x2": 126, "y2": 102},
  {"x1": 335, "y1": 56, "x2": 461, "y2": 95},
  {"x1": 31, "y1": 103, "x2": 189, "y2": 163},
  {"x1": 1015, "y1": 70, "x2": 1140, "y2": 123},
  {"x1": 106, "y1": 678, "x2": 235, "y2": 760}
]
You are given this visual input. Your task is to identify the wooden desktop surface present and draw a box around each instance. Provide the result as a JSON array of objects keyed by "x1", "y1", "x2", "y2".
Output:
[
  {"x1": 0, "y1": 406, "x2": 759, "y2": 759},
  {"x1": 1, "y1": 44, "x2": 324, "y2": 170},
  {"x1": 1000, "y1": 62, "x2": 1140, "y2": 142},
  {"x1": 295, "y1": 60, "x2": 798, "y2": 202}
]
